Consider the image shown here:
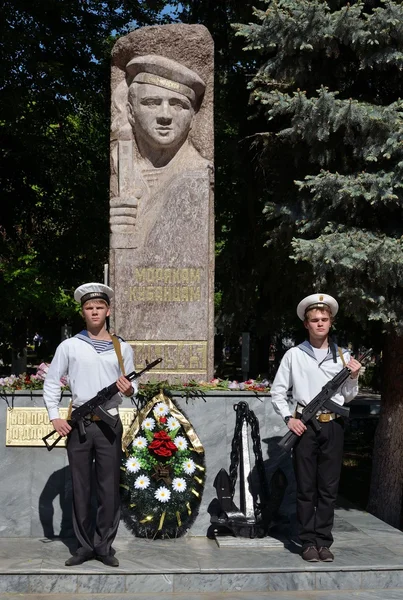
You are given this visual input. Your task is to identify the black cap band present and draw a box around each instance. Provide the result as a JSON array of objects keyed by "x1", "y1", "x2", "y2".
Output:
[
  {"x1": 305, "y1": 302, "x2": 331, "y2": 315},
  {"x1": 81, "y1": 292, "x2": 110, "y2": 305}
]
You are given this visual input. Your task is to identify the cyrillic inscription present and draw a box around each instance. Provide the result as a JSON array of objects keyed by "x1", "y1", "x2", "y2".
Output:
[
  {"x1": 129, "y1": 268, "x2": 202, "y2": 303},
  {"x1": 135, "y1": 268, "x2": 201, "y2": 284},
  {"x1": 129, "y1": 286, "x2": 201, "y2": 302},
  {"x1": 129, "y1": 340, "x2": 207, "y2": 373},
  {"x1": 6, "y1": 408, "x2": 142, "y2": 447},
  {"x1": 6, "y1": 408, "x2": 69, "y2": 447}
]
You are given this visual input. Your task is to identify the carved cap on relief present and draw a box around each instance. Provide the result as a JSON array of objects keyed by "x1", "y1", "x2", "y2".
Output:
[{"x1": 126, "y1": 55, "x2": 206, "y2": 108}]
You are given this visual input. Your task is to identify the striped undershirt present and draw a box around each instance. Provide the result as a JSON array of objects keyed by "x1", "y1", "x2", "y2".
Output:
[{"x1": 90, "y1": 339, "x2": 113, "y2": 354}]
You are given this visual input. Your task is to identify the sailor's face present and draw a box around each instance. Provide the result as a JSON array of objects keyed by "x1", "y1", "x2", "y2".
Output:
[
  {"x1": 128, "y1": 83, "x2": 195, "y2": 149},
  {"x1": 82, "y1": 301, "x2": 110, "y2": 328},
  {"x1": 304, "y1": 309, "x2": 332, "y2": 340}
]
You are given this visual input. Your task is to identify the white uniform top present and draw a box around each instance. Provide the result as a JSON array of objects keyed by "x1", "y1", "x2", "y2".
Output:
[
  {"x1": 43, "y1": 333, "x2": 136, "y2": 421},
  {"x1": 270, "y1": 342, "x2": 359, "y2": 420}
]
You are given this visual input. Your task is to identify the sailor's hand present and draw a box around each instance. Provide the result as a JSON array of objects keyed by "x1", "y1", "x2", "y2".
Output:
[
  {"x1": 117, "y1": 375, "x2": 134, "y2": 397},
  {"x1": 288, "y1": 417, "x2": 307, "y2": 436},
  {"x1": 347, "y1": 358, "x2": 361, "y2": 379},
  {"x1": 52, "y1": 418, "x2": 72, "y2": 437}
]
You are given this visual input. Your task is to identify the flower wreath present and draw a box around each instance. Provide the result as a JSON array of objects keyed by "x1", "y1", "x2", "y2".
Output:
[{"x1": 120, "y1": 391, "x2": 205, "y2": 538}]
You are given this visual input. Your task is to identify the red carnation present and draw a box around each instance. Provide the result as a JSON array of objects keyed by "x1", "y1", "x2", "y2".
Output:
[
  {"x1": 159, "y1": 416, "x2": 167, "y2": 424},
  {"x1": 148, "y1": 430, "x2": 178, "y2": 457}
]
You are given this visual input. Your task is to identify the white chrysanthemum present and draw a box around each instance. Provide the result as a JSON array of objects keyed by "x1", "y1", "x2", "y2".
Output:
[
  {"x1": 141, "y1": 417, "x2": 156, "y2": 431},
  {"x1": 174, "y1": 436, "x2": 188, "y2": 450},
  {"x1": 133, "y1": 436, "x2": 148, "y2": 448},
  {"x1": 125, "y1": 457, "x2": 141, "y2": 473},
  {"x1": 154, "y1": 486, "x2": 171, "y2": 503},
  {"x1": 183, "y1": 459, "x2": 196, "y2": 475},
  {"x1": 172, "y1": 477, "x2": 187, "y2": 493},
  {"x1": 134, "y1": 475, "x2": 150, "y2": 490},
  {"x1": 153, "y1": 402, "x2": 169, "y2": 417},
  {"x1": 167, "y1": 416, "x2": 179, "y2": 431}
]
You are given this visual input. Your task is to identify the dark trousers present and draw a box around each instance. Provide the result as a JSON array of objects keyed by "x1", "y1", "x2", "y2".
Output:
[
  {"x1": 67, "y1": 419, "x2": 123, "y2": 557},
  {"x1": 293, "y1": 418, "x2": 344, "y2": 549}
]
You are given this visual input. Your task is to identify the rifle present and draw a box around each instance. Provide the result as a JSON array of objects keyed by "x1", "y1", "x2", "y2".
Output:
[
  {"x1": 42, "y1": 357, "x2": 162, "y2": 451},
  {"x1": 278, "y1": 348, "x2": 372, "y2": 453}
]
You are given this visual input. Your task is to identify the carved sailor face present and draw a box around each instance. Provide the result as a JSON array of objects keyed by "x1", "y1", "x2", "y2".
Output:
[{"x1": 127, "y1": 82, "x2": 195, "y2": 151}]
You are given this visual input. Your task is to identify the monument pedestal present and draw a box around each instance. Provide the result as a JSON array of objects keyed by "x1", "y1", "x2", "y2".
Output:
[
  {"x1": 0, "y1": 391, "x2": 294, "y2": 539},
  {"x1": 0, "y1": 391, "x2": 396, "y2": 597},
  {"x1": 0, "y1": 390, "x2": 379, "y2": 540}
]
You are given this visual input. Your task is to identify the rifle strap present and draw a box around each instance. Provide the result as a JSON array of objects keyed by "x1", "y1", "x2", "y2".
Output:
[
  {"x1": 111, "y1": 334, "x2": 126, "y2": 375},
  {"x1": 338, "y1": 346, "x2": 347, "y2": 367}
]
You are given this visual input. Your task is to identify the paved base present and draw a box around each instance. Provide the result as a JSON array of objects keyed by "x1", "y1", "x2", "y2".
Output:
[
  {"x1": 1, "y1": 591, "x2": 403, "y2": 600},
  {"x1": 0, "y1": 506, "x2": 403, "y2": 598}
]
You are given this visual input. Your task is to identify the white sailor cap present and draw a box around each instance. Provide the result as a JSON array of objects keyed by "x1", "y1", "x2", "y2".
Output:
[
  {"x1": 297, "y1": 293, "x2": 339, "y2": 321},
  {"x1": 74, "y1": 283, "x2": 114, "y2": 306},
  {"x1": 126, "y1": 55, "x2": 205, "y2": 106}
]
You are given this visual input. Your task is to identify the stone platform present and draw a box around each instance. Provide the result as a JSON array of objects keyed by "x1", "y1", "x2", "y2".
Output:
[
  {"x1": 0, "y1": 391, "x2": 296, "y2": 539},
  {"x1": 0, "y1": 390, "x2": 378, "y2": 541},
  {"x1": 1, "y1": 506, "x2": 403, "y2": 598},
  {"x1": 0, "y1": 390, "x2": 388, "y2": 598}
]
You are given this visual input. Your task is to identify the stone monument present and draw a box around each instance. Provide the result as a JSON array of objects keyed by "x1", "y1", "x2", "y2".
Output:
[{"x1": 109, "y1": 24, "x2": 214, "y2": 381}]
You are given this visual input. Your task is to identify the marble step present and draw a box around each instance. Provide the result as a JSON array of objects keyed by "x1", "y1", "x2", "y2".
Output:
[
  {"x1": 1, "y1": 589, "x2": 403, "y2": 600},
  {"x1": 2, "y1": 567, "x2": 403, "y2": 597},
  {"x1": 2, "y1": 516, "x2": 403, "y2": 597}
]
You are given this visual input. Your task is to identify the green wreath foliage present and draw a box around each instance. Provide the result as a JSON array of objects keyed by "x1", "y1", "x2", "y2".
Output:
[{"x1": 120, "y1": 395, "x2": 205, "y2": 538}]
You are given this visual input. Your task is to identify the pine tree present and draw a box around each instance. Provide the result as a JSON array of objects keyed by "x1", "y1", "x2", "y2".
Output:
[
  {"x1": 178, "y1": 0, "x2": 312, "y2": 376},
  {"x1": 235, "y1": 0, "x2": 403, "y2": 527}
]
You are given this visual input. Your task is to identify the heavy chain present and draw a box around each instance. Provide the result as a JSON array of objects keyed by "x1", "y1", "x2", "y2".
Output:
[{"x1": 228, "y1": 401, "x2": 270, "y2": 506}]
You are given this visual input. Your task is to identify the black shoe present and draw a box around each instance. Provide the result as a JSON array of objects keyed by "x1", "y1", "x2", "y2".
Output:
[
  {"x1": 318, "y1": 546, "x2": 334, "y2": 562},
  {"x1": 65, "y1": 552, "x2": 94, "y2": 566},
  {"x1": 301, "y1": 546, "x2": 320, "y2": 562},
  {"x1": 96, "y1": 554, "x2": 119, "y2": 567}
]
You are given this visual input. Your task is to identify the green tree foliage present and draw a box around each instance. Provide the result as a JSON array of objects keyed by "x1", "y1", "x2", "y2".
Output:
[
  {"x1": 2, "y1": 0, "x2": 306, "y2": 373},
  {"x1": 178, "y1": 0, "x2": 307, "y2": 376},
  {"x1": 235, "y1": 0, "x2": 403, "y2": 327},
  {"x1": 1, "y1": 0, "x2": 171, "y2": 356},
  {"x1": 235, "y1": 0, "x2": 403, "y2": 525}
]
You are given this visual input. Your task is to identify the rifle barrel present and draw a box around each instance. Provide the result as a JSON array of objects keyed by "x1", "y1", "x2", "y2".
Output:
[{"x1": 125, "y1": 357, "x2": 163, "y2": 382}]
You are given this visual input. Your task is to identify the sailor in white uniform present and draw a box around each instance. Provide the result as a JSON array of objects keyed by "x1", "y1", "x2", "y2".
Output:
[
  {"x1": 44, "y1": 283, "x2": 135, "y2": 567},
  {"x1": 271, "y1": 293, "x2": 361, "y2": 562}
]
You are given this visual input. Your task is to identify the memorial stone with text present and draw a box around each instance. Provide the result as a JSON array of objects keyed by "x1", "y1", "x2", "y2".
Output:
[{"x1": 109, "y1": 24, "x2": 214, "y2": 381}]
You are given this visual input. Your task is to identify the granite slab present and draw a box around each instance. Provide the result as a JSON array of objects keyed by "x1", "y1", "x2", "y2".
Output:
[
  {"x1": 0, "y1": 392, "x2": 294, "y2": 539},
  {"x1": 0, "y1": 499, "x2": 401, "y2": 596},
  {"x1": 1, "y1": 589, "x2": 403, "y2": 599}
]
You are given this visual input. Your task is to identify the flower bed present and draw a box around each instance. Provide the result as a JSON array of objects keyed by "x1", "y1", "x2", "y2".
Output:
[
  {"x1": 0, "y1": 363, "x2": 68, "y2": 393},
  {"x1": 136, "y1": 378, "x2": 271, "y2": 402},
  {"x1": 0, "y1": 373, "x2": 45, "y2": 392},
  {"x1": 0, "y1": 365, "x2": 271, "y2": 397}
]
